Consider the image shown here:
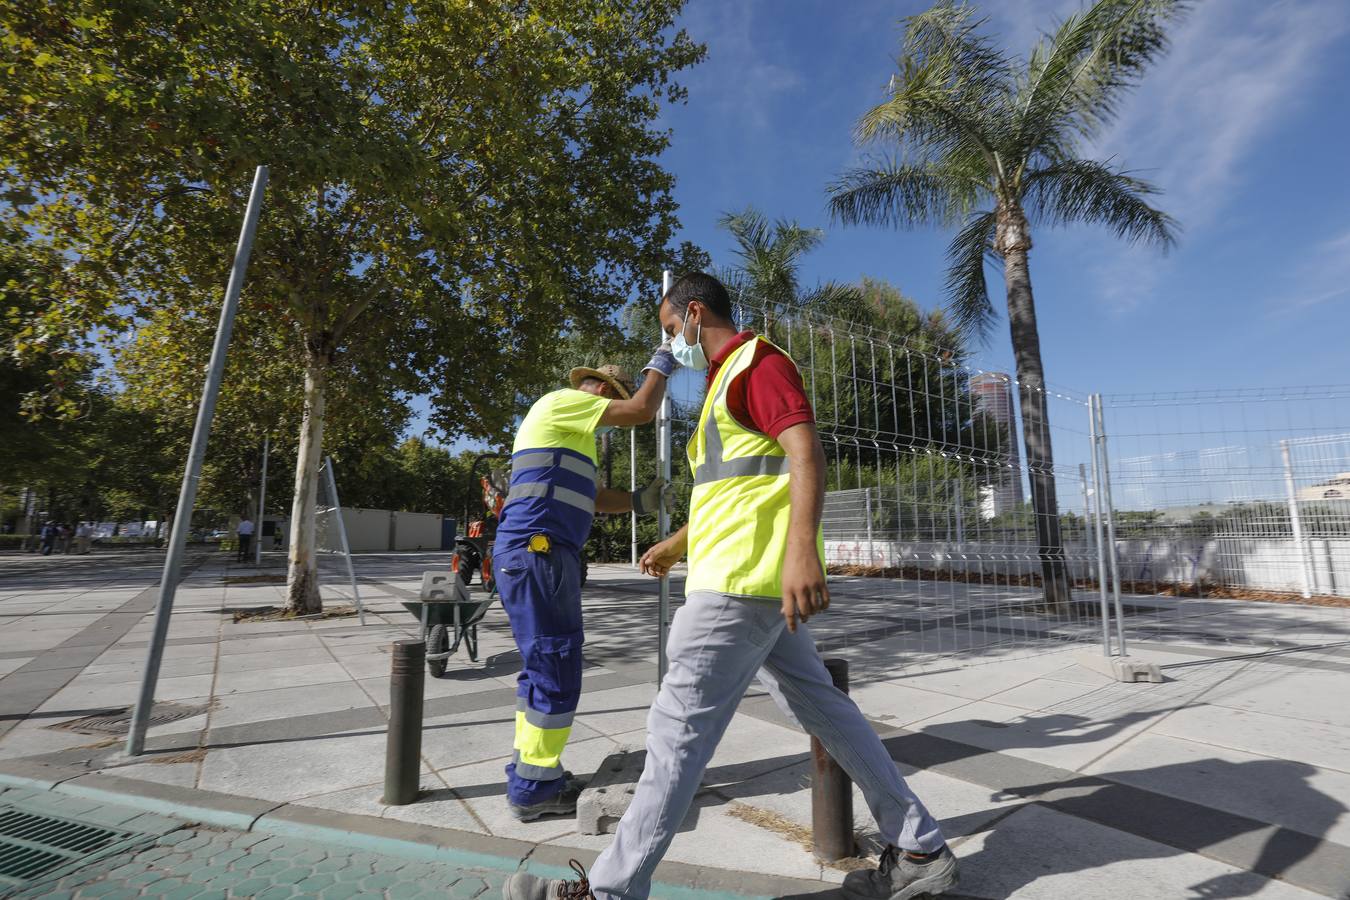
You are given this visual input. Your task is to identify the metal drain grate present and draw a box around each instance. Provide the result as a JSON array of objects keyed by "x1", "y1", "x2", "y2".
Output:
[
  {"x1": 47, "y1": 701, "x2": 210, "y2": 736},
  {"x1": 0, "y1": 807, "x2": 140, "y2": 889}
]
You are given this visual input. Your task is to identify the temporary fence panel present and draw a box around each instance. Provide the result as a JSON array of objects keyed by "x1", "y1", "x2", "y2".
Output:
[
  {"x1": 658, "y1": 293, "x2": 1115, "y2": 682},
  {"x1": 316, "y1": 457, "x2": 367, "y2": 623},
  {"x1": 1094, "y1": 387, "x2": 1350, "y2": 657}
]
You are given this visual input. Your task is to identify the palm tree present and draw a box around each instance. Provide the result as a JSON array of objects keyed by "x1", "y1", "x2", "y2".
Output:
[
  {"x1": 829, "y1": 0, "x2": 1184, "y2": 606},
  {"x1": 719, "y1": 207, "x2": 862, "y2": 315}
]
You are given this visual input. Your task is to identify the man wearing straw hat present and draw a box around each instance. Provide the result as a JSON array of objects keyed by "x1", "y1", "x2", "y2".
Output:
[{"x1": 494, "y1": 351, "x2": 677, "y2": 822}]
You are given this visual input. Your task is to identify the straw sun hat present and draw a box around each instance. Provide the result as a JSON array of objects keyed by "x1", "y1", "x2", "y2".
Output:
[{"x1": 568, "y1": 363, "x2": 635, "y2": 400}]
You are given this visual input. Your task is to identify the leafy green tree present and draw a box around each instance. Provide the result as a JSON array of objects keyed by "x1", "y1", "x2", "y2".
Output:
[
  {"x1": 3, "y1": 0, "x2": 704, "y2": 611},
  {"x1": 828, "y1": 0, "x2": 1184, "y2": 604}
]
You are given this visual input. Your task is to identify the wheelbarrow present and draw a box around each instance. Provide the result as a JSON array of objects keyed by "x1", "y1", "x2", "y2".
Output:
[{"x1": 402, "y1": 571, "x2": 498, "y2": 677}]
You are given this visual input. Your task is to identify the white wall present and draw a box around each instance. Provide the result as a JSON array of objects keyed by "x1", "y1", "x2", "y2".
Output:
[
  {"x1": 391, "y1": 511, "x2": 442, "y2": 551},
  {"x1": 824, "y1": 536, "x2": 1350, "y2": 597}
]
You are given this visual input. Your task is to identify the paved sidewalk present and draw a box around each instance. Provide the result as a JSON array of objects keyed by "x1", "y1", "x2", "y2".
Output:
[
  {"x1": 2, "y1": 550, "x2": 1349, "y2": 899},
  {"x1": 0, "y1": 781, "x2": 508, "y2": 899}
]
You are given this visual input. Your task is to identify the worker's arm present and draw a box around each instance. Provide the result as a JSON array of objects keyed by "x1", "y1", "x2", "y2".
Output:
[
  {"x1": 595, "y1": 488, "x2": 633, "y2": 514},
  {"x1": 777, "y1": 422, "x2": 830, "y2": 633},
  {"x1": 598, "y1": 346, "x2": 677, "y2": 427},
  {"x1": 639, "y1": 523, "x2": 688, "y2": 577},
  {"x1": 595, "y1": 479, "x2": 666, "y2": 515}
]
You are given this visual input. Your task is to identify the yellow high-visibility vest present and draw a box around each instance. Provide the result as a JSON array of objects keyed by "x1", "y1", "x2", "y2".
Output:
[{"x1": 685, "y1": 337, "x2": 824, "y2": 600}]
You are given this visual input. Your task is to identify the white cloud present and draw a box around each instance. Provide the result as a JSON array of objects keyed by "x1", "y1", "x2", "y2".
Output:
[
  {"x1": 1275, "y1": 228, "x2": 1350, "y2": 313},
  {"x1": 676, "y1": 0, "x2": 803, "y2": 131},
  {"x1": 1095, "y1": 0, "x2": 1349, "y2": 228}
]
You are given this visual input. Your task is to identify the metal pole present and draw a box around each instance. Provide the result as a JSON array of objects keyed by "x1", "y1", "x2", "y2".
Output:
[
  {"x1": 811, "y1": 658, "x2": 854, "y2": 861},
  {"x1": 255, "y1": 436, "x2": 269, "y2": 566},
  {"x1": 1095, "y1": 396, "x2": 1127, "y2": 656},
  {"x1": 657, "y1": 269, "x2": 673, "y2": 684},
  {"x1": 1088, "y1": 396, "x2": 1112, "y2": 656},
  {"x1": 383, "y1": 639, "x2": 425, "y2": 805},
  {"x1": 1281, "y1": 440, "x2": 1315, "y2": 599},
  {"x1": 126, "y1": 166, "x2": 267, "y2": 757},
  {"x1": 1079, "y1": 462, "x2": 1095, "y2": 561},
  {"x1": 325, "y1": 457, "x2": 367, "y2": 625},
  {"x1": 864, "y1": 487, "x2": 874, "y2": 557},
  {"x1": 631, "y1": 429, "x2": 638, "y2": 566},
  {"x1": 653, "y1": 267, "x2": 675, "y2": 682}
]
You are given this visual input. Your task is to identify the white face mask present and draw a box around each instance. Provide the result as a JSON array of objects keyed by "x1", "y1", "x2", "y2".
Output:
[
  {"x1": 670, "y1": 313, "x2": 708, "y2": 370},
  {"x1": 595, "y1": 425, "x2": 614, "y2": 437}
]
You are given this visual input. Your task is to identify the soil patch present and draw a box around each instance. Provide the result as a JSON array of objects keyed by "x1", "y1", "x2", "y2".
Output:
[
  {"x1": 230, "y1": 605, "x2": 359, "y2": 623},
  {"x1": 725, "y1": 801, "x2": 873, "y2": 872},
  {"x1": 222, "y1": 574, "x2": 287, "y2": 585}
]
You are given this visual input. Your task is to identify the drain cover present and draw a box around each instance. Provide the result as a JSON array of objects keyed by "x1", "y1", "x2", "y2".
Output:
[
  {"x1": 47, "y1": 701, "x2": 210, "y2": 736},
  {"x1": 0, "y1": 806, "x2": 144, "y2": 890}
]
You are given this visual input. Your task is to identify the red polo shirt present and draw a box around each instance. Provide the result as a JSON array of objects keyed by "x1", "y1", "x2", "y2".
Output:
[{"x1": 705, "y1": 331, "x2": 815, "y2": 438}]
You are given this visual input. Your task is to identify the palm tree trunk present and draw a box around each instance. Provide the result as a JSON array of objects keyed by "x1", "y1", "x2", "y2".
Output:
[
  {"x1": 998, "y1": 207, "x2": 1072, "y2": 607},
  {"x1": 285, "y1": 353, "x2": 327, "y2": 614}
]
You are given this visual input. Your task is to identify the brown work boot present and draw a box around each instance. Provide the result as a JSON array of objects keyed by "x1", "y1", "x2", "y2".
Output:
[{"x1": 502, "y1": 860, "x2": 594, "y2": 900}]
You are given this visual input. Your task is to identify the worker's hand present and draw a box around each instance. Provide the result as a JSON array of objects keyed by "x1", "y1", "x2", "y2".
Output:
[
  {"x1": 780, "y1": 547, "x2": 830, "y2": 633},
  {"x1": 639, "y1": 535, "x2": 684, "y2": 578},
  {"x1": 642, "y1": 344, "x2": 679, "y2": 380},
  {"x1": 631, "y1": 478, "x2": 667, "y2": 516}
]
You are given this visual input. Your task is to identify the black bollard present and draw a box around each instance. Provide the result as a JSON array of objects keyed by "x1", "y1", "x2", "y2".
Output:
[
  {"x1": 811, "y1": 657, "x2": 855, "y2": 861},
  {"x1": 383, "y1": 639, "x2": 425, "y2": 805}
]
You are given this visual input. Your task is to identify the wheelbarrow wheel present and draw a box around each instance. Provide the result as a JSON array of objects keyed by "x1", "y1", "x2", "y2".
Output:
[{"x1": 427, "y1": 624, "x2": 448, "y2": 678}]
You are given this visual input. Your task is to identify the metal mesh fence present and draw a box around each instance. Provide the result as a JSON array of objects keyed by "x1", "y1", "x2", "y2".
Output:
[
  {"x1": 1095, "y1": 389, "x2": 1350, "y2": 655},
  {"x1": 660, "y1": 295, "x2": 1114, "y2": 678}
]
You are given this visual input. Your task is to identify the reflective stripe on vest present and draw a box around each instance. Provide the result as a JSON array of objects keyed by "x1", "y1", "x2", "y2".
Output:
[
  {"x1": 497, "y1": 446, "x2": 598, "y2": 550},
  {"x1": 684, "y1": 337, "x2": 822, "y2": 600}
]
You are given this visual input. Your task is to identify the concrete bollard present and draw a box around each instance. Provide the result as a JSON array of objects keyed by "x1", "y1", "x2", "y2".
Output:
[
  {"x1": 383, "y1": 639, "x2": 425, "y2": 805},
  {"x1": 811, "y1": 657, "x2": 855, "y2": 861}
]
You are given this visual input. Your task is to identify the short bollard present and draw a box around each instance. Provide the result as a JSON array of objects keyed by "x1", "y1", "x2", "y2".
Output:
[
  {"x1": 811, "y1": 658, "x2": 854, "y2": 861},
  {"x1": 383, "y1": 639, "x2": 425, "y2": 805}
]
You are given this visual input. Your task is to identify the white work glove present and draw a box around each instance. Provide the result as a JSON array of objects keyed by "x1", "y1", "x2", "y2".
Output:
[{"x1": 631, "y1": 478, "x2": 668, "y2": 516}]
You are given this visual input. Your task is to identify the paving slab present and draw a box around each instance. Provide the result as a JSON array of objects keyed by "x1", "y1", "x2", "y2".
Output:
[{"x1": 953, "y1": 803, "x2": 1324, "y2": 899}]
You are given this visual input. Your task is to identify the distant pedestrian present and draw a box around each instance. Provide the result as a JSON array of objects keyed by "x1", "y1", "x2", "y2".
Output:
[
  {"x1": 75, "y1": 522, "x2": 93, "y2": 554},
  {"x1": 58, "y1": 523, "x2": 73, "y2": 554},
  {"x1": 39, "y1": 522, "x2": 57, "y2": 555},
  {"x1": 235, "y1": 517, "x2": 255, "y2": 563}
]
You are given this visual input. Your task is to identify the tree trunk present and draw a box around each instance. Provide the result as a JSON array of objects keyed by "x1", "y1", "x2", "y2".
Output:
[
  {"x1": 286, "y1": 355, "x2": 328, "y2": 614},
  {"x1": 997, "y1": 205, "x2": 1072, "y2": 607}
]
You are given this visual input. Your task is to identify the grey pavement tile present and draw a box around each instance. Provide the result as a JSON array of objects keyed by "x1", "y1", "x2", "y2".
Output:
[
  {"x1": 0, "y1": 655, "x2": 33, "y2": 677},
  {"x1": 1080, "y1": 732, "x2": 1350, "y2": 846},
  {"x1": 952, "y1": 803, "x2": 1324, "y2": 899},
  {"x1": 80, "y1": 657, "x2": 218, "y2": 683},
  {"x1": 1205, "y1": 667, "x2": 1350, "y2": 729},
  {"x1": 983, "y1": 676, "x2": 1116, "y2": 712},
  {"x1": 214, "y1": 662, "x2": 353, "y2": 695},
  {"x1": 849, "y1": 679, "x2": 982, "y2": 727},
  {"x1": 216, "y1": 634, "x2": 326, "y2": 656},
  {"x1": 35, "y1": 674, "x2": 217, "y2": 713},
  {"x1": 215, "y1": 647, "x2": 335, "y2": 672},
  {"x1": 291, "y1": 772, "x2": 485, "y2": 833},
  {"x1": 207, "y1": 680, "x2": 375, "y2": 729},
  {"x1": 1153, "y1": 702, "x2": 1350, "y2": 775},
  {"x1": 199, "y1": 727, "x2": 420, "y2": 802}
]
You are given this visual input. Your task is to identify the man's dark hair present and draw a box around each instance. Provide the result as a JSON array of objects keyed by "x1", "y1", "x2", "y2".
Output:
[{"x1": 662, "y1": 271, "x2": 734, "y2": 322}]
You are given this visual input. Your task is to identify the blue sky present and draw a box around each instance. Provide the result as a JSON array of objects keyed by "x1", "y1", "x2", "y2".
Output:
[
  {"x1": 659, "y1": 0, "x2": 1350, "y2": 395},
  {"x1": 417, "y1": 0, "x2": 1350, "y2": 445}
]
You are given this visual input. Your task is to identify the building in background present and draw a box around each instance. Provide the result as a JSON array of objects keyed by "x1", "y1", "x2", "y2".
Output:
[{"x1": 970, "y1": 372, "x2": 1025, "y2": 519}]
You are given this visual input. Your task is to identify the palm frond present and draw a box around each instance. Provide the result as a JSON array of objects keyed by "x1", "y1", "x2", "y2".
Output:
[
  {"x1": 1014, "y1": 0, "x2": 1191, "y2": 158},
  {"x1": 1024, "y1": 160, "x2": 1178, "y2": 248},
  {"x1": 828, "y1": 160, "x2": 987, "y2": 230},
  {"x1": 857, "y1": 2, "x2": 1014, "y2": 169},
  {"x1": 799, "y1": 281, "x2": 868, "y2": 321},
  {"x1": 943, "y1": 210, "x2": 999, "y2": 340},
  {"x1": 718, "y1": 207, "x2": 822, "y2": 306}
]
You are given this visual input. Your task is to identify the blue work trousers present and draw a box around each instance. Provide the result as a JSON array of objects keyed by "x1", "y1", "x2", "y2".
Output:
[{"x1": 495, "y1": 542, "x2": 584, "y2": 806}]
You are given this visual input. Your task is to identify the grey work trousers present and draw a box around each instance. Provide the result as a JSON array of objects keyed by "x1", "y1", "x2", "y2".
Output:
[{"x1": 589, "y1": 590, "x2": 944, "y2": 900}]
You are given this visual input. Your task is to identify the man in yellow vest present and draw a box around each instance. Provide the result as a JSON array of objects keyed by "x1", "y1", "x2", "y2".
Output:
[
  {"x1": 495, "y1": 356, "x2": 675, "y2": 822},
  {"x1": 504, "y1": 273, "x2": 957, "y2": 900}
]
